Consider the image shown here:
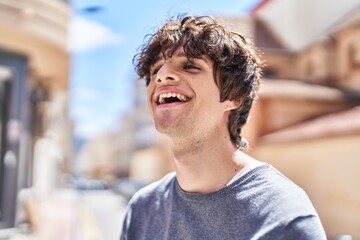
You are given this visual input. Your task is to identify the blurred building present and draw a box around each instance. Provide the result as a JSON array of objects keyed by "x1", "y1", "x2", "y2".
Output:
[
  {"x1": 75, "y1": 121, "x2": 133, "y2": 181},
  {"x1": 0, "y1": 0, "x2": 71, "y2": 236},
  {"x1": 244, "y1": 0, "x2": 360, "y2": 239}
]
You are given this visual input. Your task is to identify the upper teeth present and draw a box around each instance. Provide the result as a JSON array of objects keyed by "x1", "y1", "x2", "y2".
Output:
[{"x1": 158, "y1": 92, "x2": 188, "y2": 104}]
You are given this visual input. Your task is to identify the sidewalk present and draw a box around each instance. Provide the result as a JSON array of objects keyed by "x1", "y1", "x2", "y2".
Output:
[{"x1": 10, "y1": 189, "x2": 128, "y2": 240}]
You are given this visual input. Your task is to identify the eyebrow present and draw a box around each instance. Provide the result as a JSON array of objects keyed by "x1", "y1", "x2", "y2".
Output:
[
  {"x1": 175, "y1": 51, "x2": 210, "y2": 64},
  {"x1": 151, "y1": 51, "x2": 209, "y2": 69}
]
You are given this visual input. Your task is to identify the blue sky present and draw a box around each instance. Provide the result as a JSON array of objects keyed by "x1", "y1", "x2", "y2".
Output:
[{"x1": 68, "y1": 0, "x2": 262, "y2": 139}]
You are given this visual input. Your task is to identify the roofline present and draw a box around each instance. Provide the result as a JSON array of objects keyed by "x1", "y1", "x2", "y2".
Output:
[
  {"x1": 259, "y1": 79, "x2": 360, "y2": 103},
  {"x1": 251, "y1": 0, "x2": 271, "y2": 14},
  {"x1": 257, "y1": 106, "x2": 360, "y2": 145}
]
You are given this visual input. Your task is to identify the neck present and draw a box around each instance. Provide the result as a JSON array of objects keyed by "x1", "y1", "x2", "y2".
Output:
[{"x1": 169, "y1": 131, "x2": 250, "y2": 194}]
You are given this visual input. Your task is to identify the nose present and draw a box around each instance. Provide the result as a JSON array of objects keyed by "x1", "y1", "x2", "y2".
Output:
[{"x1": 155, "y1": 63, "x2": 179, "y2": 84}]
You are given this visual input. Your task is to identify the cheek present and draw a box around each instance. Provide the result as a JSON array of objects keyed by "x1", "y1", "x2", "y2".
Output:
[
  {"x1": 199, "y1": 83, "x2": 221, "y2": 102},
  {"x1": 146, "y1": 83, "x2": 154, "y2": 100},
  {"x1": 146, "y1": 86, "x2": 154, "y2": 109}
]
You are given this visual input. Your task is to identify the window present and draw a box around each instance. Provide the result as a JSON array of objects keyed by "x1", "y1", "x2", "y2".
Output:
[
  {"x1": 0, "y1": 50, "x2": 30, "y2": 229},
  {"x1": 0, "y1": 65, "x2": 16, "y2": 229}
]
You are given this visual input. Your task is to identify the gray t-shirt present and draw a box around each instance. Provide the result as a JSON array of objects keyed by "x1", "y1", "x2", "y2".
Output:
[{"x1": 121, "y1": 164, "x2": 326, "y2": 240}]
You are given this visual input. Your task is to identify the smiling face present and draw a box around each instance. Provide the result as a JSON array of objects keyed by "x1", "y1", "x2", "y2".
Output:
[
  {"x1": 147, "y1": 47, "x2": 236, "y2": 141},
  {"x1": 135, "y1": 16, "x2": 262, "y2": 148}
]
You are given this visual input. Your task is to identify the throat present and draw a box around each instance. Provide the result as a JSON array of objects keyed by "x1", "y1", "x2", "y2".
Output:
[
  {"x1": 171, "y1": 135, "x2": 206, "y2": 157},
  {"x1": 171, "y1": 131, "x2": 240, "y2": 193}
]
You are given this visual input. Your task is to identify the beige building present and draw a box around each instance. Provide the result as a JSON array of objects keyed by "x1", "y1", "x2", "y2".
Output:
[
  {"x1": 0, "y1": 0, "x2": 72, "y2": 237},
  {"x1": 244, "y1": 1, "x2": 360, "y2": 239}
]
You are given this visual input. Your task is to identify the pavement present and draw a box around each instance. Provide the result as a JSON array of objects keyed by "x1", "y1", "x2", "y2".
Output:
[{"x1": 9, "y1": 189, "x2": 129, "y2": 240}]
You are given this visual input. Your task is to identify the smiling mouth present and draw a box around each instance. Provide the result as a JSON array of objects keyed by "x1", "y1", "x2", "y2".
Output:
[{"x1": 156, "y1": 92, "x2": 190, "y2": 105}]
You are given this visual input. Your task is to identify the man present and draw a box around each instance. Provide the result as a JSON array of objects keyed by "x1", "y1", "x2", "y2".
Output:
[{"x1": 121, "y1": 15, "x2": 326, "y2": 239}]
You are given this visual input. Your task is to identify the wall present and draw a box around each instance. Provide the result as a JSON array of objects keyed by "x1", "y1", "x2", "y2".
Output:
[{"x1": 251, "y1": 134, "x2": 360, "y2": 239}]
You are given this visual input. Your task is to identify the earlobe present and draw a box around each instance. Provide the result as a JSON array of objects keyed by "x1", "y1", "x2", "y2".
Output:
[{"x1": 224, "y1": 100, "x2": 240, "y2": 112}]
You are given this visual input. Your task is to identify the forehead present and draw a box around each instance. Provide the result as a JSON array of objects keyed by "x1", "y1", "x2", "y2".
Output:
[
  {"x1": 153, "y1": 48, "x2": 186, "y2": 62},
  {"x1": 151, "y1": 47, "x2": 211, "y2": 66}
]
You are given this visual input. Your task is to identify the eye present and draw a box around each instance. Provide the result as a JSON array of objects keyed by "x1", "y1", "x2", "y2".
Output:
[
  {"x1": 150, "y1": 67, "x2": 160, "y2": 76},
  {"x1": 183, "y1": 63, "x2": 200, "y2": 70},
  {"x1": 150, "y1": 60, "x2": 163, "y2": 77}
]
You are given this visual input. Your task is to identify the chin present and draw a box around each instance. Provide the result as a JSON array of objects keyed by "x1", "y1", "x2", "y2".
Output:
[
  {"x1": 155, "y1": 121, "x2": 186, "y2": 137},
  {"x1": 155, "y1": 123, "x2": 174, "y2": 135}
]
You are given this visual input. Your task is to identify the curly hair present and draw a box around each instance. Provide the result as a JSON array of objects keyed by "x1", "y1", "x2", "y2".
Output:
[{"x1": 133, "y1": 15, "x2": 262, "y2": 149}]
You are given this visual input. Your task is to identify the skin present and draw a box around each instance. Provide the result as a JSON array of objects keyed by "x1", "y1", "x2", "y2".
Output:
[{"x1": 147, "y1": 47, "x2": 260, "y2": 194}]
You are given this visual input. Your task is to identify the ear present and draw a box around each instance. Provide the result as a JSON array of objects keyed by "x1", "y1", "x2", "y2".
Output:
[{"x1": 224, "y1": 100, "x2": 241, "y2": 112}]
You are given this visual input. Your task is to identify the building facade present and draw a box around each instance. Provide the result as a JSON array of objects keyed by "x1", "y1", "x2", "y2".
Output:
[
  {"x1": 0, "y1": 0, "x2": 71, "y2": 235},
  {"x1": 245, "y1": 1, "x2": 360, "y2": 239}
]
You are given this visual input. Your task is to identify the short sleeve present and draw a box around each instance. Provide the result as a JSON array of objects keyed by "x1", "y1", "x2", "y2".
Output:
[{"x1": 281, "y1": 216, "x2": 327, "y2": 240}]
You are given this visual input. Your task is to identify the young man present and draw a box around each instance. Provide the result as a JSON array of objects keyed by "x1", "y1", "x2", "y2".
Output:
[{"x1": 121, "y1": 15, "x2": 326, "y2": 239}]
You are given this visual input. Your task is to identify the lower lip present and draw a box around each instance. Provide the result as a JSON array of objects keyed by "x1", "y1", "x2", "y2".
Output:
[{"x1": 156, "y1": 101, "x2": 189, "y2": 109}]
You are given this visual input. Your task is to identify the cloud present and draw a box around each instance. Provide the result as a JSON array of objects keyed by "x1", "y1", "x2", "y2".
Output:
[{"x1": 67, "y1": 16, "x2": 124, "y2": 52}]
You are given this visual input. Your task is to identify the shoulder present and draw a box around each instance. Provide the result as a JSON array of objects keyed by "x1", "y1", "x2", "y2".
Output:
[
  {"x1": 233, "y1": 164, "x2": 319, "y2": 219},
  {"x1": 259, "y1": 215, "x2": 327, "y2": 239},
  {"x1": 245, "y1": 164, "x2": 313, "y2": 204},
  {"x1": 121, "y1": 172, "x2": 176, "y2": 237},
  {"x1": 282, "y1": 215, "x2": 327, "y2": 239},
  {"x1": 234, "y1": 165, "x2": 326, "y2": 238},
  {"x1": 128, "y1": 172, "x2": 176, "y2": 208}
]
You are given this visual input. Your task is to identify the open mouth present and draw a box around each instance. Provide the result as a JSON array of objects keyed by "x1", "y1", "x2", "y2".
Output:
[{"x1": 156, "y1": 92, "x2": 190, "y2": 105}]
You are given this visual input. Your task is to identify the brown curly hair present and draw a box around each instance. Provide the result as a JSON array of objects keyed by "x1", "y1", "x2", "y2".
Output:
[{"x1": 133, "y1": 15, "x2": 262, "y2": 149}]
